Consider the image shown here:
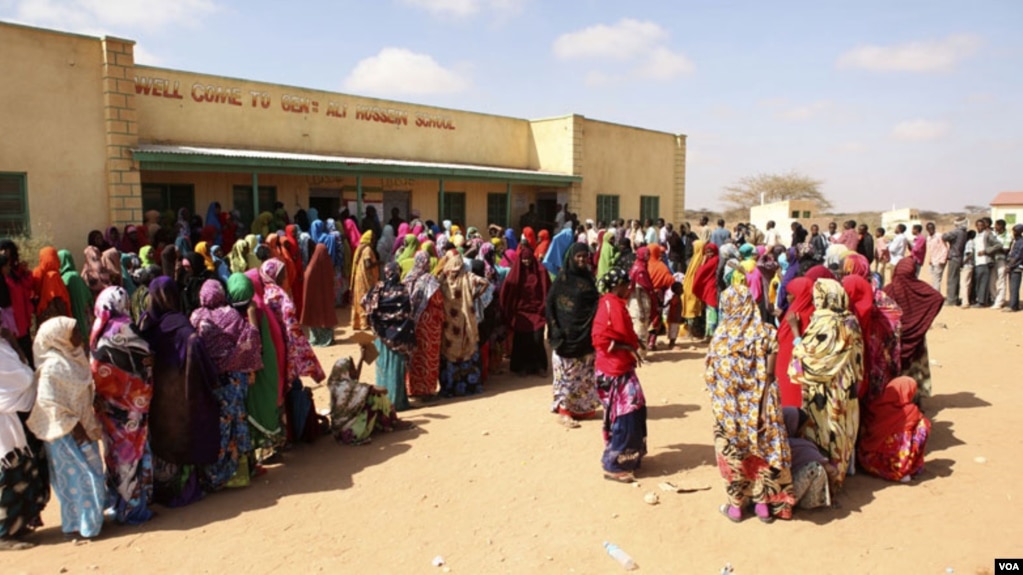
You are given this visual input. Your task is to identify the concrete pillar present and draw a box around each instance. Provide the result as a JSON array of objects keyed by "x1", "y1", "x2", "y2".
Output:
[
  {"x1": 101, "y1": 36, "x2": 142, "y2": 228},
  {"x1": 674, "y1": 134, "x2": 687, "y2": 225}
]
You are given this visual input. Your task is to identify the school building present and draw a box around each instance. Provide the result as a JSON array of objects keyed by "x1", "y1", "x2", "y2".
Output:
[{"x1": 0, "y1": 21, "x2": 687, "y2": 253}]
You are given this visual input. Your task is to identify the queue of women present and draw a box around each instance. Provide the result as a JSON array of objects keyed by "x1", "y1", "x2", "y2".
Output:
[{"x1": 0, "y1": 206, "x2": 943, "y2": 548}]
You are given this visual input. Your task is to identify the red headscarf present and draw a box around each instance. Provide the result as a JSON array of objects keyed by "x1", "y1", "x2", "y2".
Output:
[
  {"x1": 499, "y1": 245, "x2": 549, "y2": 332},
  {"x1": 804, "y1": 265, "x2": 836, "y2": 283},
  {"x1": 776, "y1": 277, "x2": 815, "y2": 408},
  {"x1": 32, "y1": 247, "x2": 71, "y2": 318},
  {"x1": 629, "y1": 247, "x2": 659, "y2": 321},
  {"x1": 883, "y1": 258, "x2": 943, "y2": 364},
  {"x1": 647, "y1": 244, "x2": 674, "y2": 290},
  {"x1": 521, "y1": 227, "x2": 537, "y2": 250},
  {"x1": 534, "y1": 229, "x2": 551, "y2": 260},
  {"x1": 219, "y1": 212, "x2": 237, "y2": 252},
  {"x1": 692, "y1": 243, "x2": 720, "y2": 308},
  {"x1": 857, "y1": 376, "x2": 929, "y2": 476},
  {"x1": 843, "y1": 274, "x2": 875, "y2": 398},
  {"x1": 282, "y1": 235, "x2": 304, "y2": 316}
]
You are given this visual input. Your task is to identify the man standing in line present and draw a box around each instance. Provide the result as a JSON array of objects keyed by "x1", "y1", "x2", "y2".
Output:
[
  {"x1": 856, "y1": 224, "x2": 875, "y2": 268},
  {"x1": 1005, "y1": 224, "x2": 1023, "y2": 312},
  {"x1": 810, "y1": 223, "x2": 829, "y2": 263},
  {"x1": 888, "y1": 224, "x2": 909, "y2": 268},
  {"x1": 926, "y1": 222, "x2": 948, "y2": 292},
  {"x1": 791, "y1": 221, "x2": 808, "y2": 246},
  {"x1": 910, "y1": 224, "x2": 927, "y2": 276},
  {"x1": 990, "y1": 218, "x2": 1011, "y2": 309},
  {"x1": 874, "y1": 227, "x2": 891, "y2": 283},
  {"x1": 763, "y1": 220, "x2": 780, "y2": 249},
  {"x1": 972, "y1": 218, "x2": 996, "y2": 308},
  {"x1": 827, "y1": 221, "x2": 840, "y2": 243},
  {"x1": 837, "y1": 220, "x2": 859, "y2": 252},
  {"x1": 709, "y1": 219, "x2": 731, "y2": 247},
  {"x1": 697, "y1": 216, "x2": 712, "y2": 243},
  {"x1": 942, "y1": 217, "x2": 968, "y2": 306}
]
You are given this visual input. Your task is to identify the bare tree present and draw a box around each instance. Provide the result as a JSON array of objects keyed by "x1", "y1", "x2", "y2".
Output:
[{"x1": 721, "y1": 171, "x2": 832, "y2": 217}]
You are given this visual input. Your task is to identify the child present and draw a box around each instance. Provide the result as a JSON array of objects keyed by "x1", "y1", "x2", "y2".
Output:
[{"x1": 664, "y1": 280, "x2": 685, "y2": 350}]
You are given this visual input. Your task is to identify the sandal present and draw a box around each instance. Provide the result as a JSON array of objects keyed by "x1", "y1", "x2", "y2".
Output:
[
  {"x1": 719, "y1": 504, "x2": 743, "y2": 523},
  {"x1": 603, "y1": 471, "x2": 636, "y2": 483},
  {"x1": 754, "y1": 503, "x2": 774, "y2": 524},
  {"x1": 559, "y1": 415, "x2": 581, "y2": 429}
]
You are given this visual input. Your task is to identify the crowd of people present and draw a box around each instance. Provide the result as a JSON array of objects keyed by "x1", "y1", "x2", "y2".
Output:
[{"x1": 2, "y1": 199, "x2": 1011, "y2": 547}]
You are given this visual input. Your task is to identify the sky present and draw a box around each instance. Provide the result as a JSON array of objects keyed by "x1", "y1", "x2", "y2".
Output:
[{"x1": 2, "y1": 0, "x2": 1021, "y2": 213}]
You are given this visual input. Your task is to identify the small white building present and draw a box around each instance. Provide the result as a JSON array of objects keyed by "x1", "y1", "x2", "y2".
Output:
[
  {"x1": 749, "y1": 199, "x2": 818, "y2": 246},
  {"x1": 881, "y1": 208, "x2": 921, "y2": 233},
  {"x1": 990, "y1": 191, "x2": 1023, "y2": 225}
]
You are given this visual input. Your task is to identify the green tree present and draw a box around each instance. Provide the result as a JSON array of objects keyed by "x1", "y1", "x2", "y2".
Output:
[{"x1": 721, "y1": 171, "x2": 831, "y2": 220}]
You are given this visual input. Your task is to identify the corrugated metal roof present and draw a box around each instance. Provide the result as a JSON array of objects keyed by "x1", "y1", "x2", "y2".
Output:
[
  {"x1": 991, "y1": 191, "x2": 1023, "y2": 206},
  {"x1": 132, "y1": 144, "x2": 581, "y2": 184}
]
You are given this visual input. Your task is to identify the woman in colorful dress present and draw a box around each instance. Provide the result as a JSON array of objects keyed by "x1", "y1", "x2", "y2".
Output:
[
  {"x1": 775, "y1": 277, "x2": 814, "y2": 408},
  {"x1": 140, "y1": 277, "x2": 220, "y2": 507},
  {"x1": 362, "y1": 262, "x2": 417, "y2": 411},
  {"x1": 705, "y1": 285, "x2": 793, "y2": 522},
  {"x1": 0, "y1": 332, "x2": 49, "y2": 550},
  {"x1": 350, "y1": 230, "x2": 379, "y2": 331},
  {"x1": 438, "y1": 255, "x2": 490, "y2": 397},
  {"x1": 31, "y1": 247, "x2": 72, "y2": 325},
  {"x1": 58, "y1": 250, "x2": 94, "y2": 342},
  {"x1": 591, "y1": 269, "x2": 647, "y2": 483},
  {"x1": 90, "y1": 287, "x2": 154, "y2": 525},
  {"x1": 626, "y1": 247, "x2": 658, "y2": 353},
  {"x1": 404, "y1": 252, "x2": 443, "y2": 398},
  {"x1": 326, "y1": 356, "x2": 410, "y2": 445},
  {"x1": 190, "y1": 280, "x2": 261, "y2": 490},
  {"x1": 546, "y1": 243, "x2": 600, "y2": 427},
  {"x1": 691, "y1": 242, "x2": 720, "y2": 338},
  {"x1": 235, "y1": 271, "x2": 285, "y2": 455},
  {"x1": 788, "y1": 278, "x2": 863, "y2": 490},
  {"x1": 301, "y1": 243, "x2": 339, "y2": 347},
  {"x1": 883, "y1": 258, "x2": 943, "y2": 403},
  {"x1": 26, "y1": 317, "x2": 106, "y2": 540},
  {"x1": 500, "y1": 245, "x2": 549, "y2": 377},
  {"x1": 782, "y1": 407, "x2": 834, "y2": 510},
  {"x1": 857, "y1": 376, "x2": 931, "y2": 482}
]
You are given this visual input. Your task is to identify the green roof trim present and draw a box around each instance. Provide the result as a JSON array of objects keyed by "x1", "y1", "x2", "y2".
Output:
[{"x1": 131, "y1": 145, "x2": 581, "y2": 187}]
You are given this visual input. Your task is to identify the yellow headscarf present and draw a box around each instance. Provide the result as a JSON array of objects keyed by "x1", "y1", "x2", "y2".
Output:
[{"x1": 194, "y1": 241, "x2": 215, "y2": 271}]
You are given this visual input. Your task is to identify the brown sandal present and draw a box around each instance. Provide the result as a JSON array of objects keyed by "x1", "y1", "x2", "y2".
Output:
[{"x1": 603, "y1": 471, "x2": 636, "y2": 483}]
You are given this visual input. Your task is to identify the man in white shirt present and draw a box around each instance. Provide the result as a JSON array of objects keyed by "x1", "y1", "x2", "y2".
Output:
[
  {"x1": 763, "y1": 220, "x2": 780, "y2": 248},
  {"x1": 586, "y1": 219, "x2": 598, "y2": 248},
  {"x1": 973, "y1": 218, "x2": 996, "y2": 307},
  {"x1": 887, "y1": 224, "x2": 909, "y2": 266},
  {"x1": 554, "y1": 203, "x2": 565, "y2": 229},
  {"x1": 926, "y1": 222, "x2": 948, "y2": 292}
]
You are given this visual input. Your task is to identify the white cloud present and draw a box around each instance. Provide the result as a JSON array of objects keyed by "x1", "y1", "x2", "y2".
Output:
[
  {"x1": 778, "y1": 100, "x2": 832, "y2": 121},
  {"x1": 8, "y1": 0, "x2": 217, "y2": 34},
  {"x1": 132, "y1": 44, "x2": 162, "y2": 66},
  {"x1": 634, "y1": 47, "x2": 694, "y2": 79},
  {"x1": 343, "y1": 48, "x2": 471, "y2": 96},
  {"x1": 891, "y1": 120, "x2": 949, "y2": 141},
  {"x1": 398, "y1": 0, "x2": 525, "y2": 18},
  {"x1": 837, "y1": 34, "x2": 981, "y2": 72},
  {"x1": 553, "y1": 19, "x2": 667, "y2": 61}
]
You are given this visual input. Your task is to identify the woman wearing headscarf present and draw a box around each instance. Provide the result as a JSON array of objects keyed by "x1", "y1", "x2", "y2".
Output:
[
  {"x1": 691, "y1": 242, "x2": 721, "y2": 338},
  {"x1": 788, "y1": 279, "x2": 863, "y2": 489},
  {"x1": 195, "y1": 241, "x2": 215, "y2": 272},
  {"x1": 190, "y1": 280, "x2": 261, "y2": 490},
  {"x1": 363, "y1": 262, "x2": 417, "y2": 411},
  {"x1": 81, "y1": 245, "x2": 111, "y2": 298},
  {"x1": 503, "y1": 227, "x2": 519, "y2": 252},
  {"x1": 89, "y1": 286, "x2": 154, "y2": 525},
  {"x1": 252, "y1": 212, "x2": 274, "y2": 238},
  {"x1": 376, "y1": 225, "x2": 396, "y2": 266},
  {"x1": 139, "y1": 245, "x2": 157, "y2": 268},
  {"x1": 500, "y1": 245, "x2": 550, "y2": 377},
  {"x1": 782, "y1": 407, "x2": 834, "y2": 510},
  {"x1": 883, "y1": 258, "x2": 943, "y2": 402},
  {"x1": 326, "y1": 356, "x2": 409, "y2": 445},
  {"x1": 591, "y1": 268, "x2": 646, "y2": 483},
  {"x1": 26, "y1": 317, "x2": 106, "y2": 539},
  {"x1": 842, "y1": 270, "x2": 878, "y2": 400},
  {"x1": 546, "y1": 243, "x2": 600, "y2": 427},
  {"x1": 87, "y1": 230, "x2": 109, "y2": 252},
  {"x1": 120, "y1": 253, "x2": 140, "y2": 298},
  {"x1": 58, "y1": 250, "x2": 93, "y2": 343},
  {"x1": 705, "y1": 285, "x2": 793, "y2": 522},
  {"x1": 534, "y1": 229, "x2": 551, "y2": 261},
  {"x1": 541, "y1": 227, "x2": 576, "y2": 278},
  {"x1": 160, "y1": 245, "x2": 180, "y2": 281},
  {"x1": 120, "y1": 225, "x2": 146, "y2": 255},
  {"x1": 395, "y1": 234, "x2": 419, "y2": 278},
  {"x1": 204, "y1": 202, "x2": 223, "y2": 246},
  {"x1": 626, "y1": 247, "x2": 658, "y2": 353},
  {"x1": 129, "y1": 265, "x2": 159, "y2": 324},
  {"x1": 403, "y1": 252, "x2": 443, "y2": 398},
  {"x1": 31, "y1": 247, "x2": 72, "y2": 325},
  {"x1": 680, "y1": 239, "x2": 708, "y2": 336},
  {"x1": 301, "y1": 243, "x2": 339, "y2": 347},
  {"x1": 139, "y1": 277, "x2": 220, "y2": 507},
  {"x1": 0, "y1": 332, "x2": 49, "y2": 550},
  {"x1": 100, "y1": 247, "x2": 124, "y2": 291},
  {"x1": 105, "y1": 226, "x2": 122, "y2": 252},
  {"x1": 210, "y1": 245, "x2": 230, "y2": 283},
  {"x1": 775, "y1": 277, "x2": 815, "y2": 408},
  {"x1": 243, "y1": 235, "x2": 262, "y2": 271},
  {"x1": 236, "y1": 271, "x2": 285, "y2": 453},
  {"x1": 596, "y1": 229, "x2": 618, "y2": 282},
  {"x1": 228, "y1": 240, "x2": 250, "y2": 274},
  {"x1": 350, "y1": 230, "x2": 378, "y2": 331},
  {"x1": 181, "y1": 252, "x2": 216, "y2": 316},
  {"x1": 438, "y1": 255, "x2": 490, "y2": 397},
  {"x1": 857, "y1": 376, "x2": 931, "y2": 482},
  {"x1": 748, "y1": 253, "x2": 780, "y2": 323},
  {"x1": 521, "y1": 226, "x2": 537, "y2": 251}
]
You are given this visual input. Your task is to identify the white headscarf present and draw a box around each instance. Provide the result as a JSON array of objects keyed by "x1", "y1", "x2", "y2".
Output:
[
  {"x1": 0, "y1": 338, "x2": 35, "y2": 466},
  {"x1": 25, "y1": 317, "x2": 101, "y2": 442}
]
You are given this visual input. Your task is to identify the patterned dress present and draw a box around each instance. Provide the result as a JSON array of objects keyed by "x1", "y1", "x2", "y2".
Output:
[
  {"x1": 790, "y1": 279, "x2": 864, "y2": 488},
  {"x1": 408, "y1": 291, "x2": 443, "y2": 396},
  {"x1": 705, "y1": 285, "x2": 793, "y2": 519}
]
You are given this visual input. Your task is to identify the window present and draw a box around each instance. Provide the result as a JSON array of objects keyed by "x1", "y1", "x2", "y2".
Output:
[
  {"x1": 802, "y1": 211, "x2": 812, "y2": 218},
  {"x1": 596, "y1": 194, "x2": 619, "y2": 224},
  {"x1": 142, "y1": 183, "x2": 195, "y2": 218},
  {"x1": 232, "y1": 185, "x2": 277, "y2": 230},
  {"x1": 440, "y1": 192, "x2": 466, "y2": 226},
  {"x1": 0, "y1": 173, "x2": 29, "y2": 236},
  {"x1": 1007, "y1": 213, "x2": 1018, "y2": 225},
  {"x1": 790, "y1": 210, "x2": 800, "y2": 218},
  {"x1": 639, "y1": 196, "x2": 660, "y2": 223},
  {"x1": 487, "y1": 193, "x2": 508, "y2": 227}
]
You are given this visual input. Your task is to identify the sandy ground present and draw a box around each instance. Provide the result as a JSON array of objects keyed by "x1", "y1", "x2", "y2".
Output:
[{"x1": 5, "y1": 304, "x2": 1021, "y2": 575}]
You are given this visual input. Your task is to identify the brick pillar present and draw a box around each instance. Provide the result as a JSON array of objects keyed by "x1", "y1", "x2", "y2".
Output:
[
  {"x1": 101, "y1": 36, "x2": 142, "y2": 228},
  {"x1": 569, "y1": 114, "x2": 584, "y2": 215},
  {"x1": 674, "y1": 134, "x2": 687, "y2": 224}
]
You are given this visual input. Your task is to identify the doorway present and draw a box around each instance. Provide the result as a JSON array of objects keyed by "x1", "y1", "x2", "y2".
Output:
[{"x1": 309, "y1": 188, "x2": 341, "y2": 220}]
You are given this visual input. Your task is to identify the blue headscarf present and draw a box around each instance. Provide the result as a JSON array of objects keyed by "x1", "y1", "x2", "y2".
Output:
[
  {"x1": 310, "y1": 219, "x2": 327, "y2": 244},
  {"x1": 307, "y1": 207, "x2": 319, "y2": 227},
  {"x1": 504, "y1": 227, "x2": 518, "y2": 251},
  {"x1": 542, "y1": 227, "x2": 576, "y2": 276},
  {"x1": 205, "y1": 201, "x2": 223, "y2": 245}
]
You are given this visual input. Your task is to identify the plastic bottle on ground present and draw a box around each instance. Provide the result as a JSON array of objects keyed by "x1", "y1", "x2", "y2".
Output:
[{"x1": 603, "y1": 541, "x2": 637, "y2": 570}]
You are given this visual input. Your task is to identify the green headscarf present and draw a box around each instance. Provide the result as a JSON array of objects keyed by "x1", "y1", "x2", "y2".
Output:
[
  {"x1": 227, "y1": 272, "x2": 255, "y2": 305},
  {"x1": 596, "y1": 229, "x2": 618, "y2": 283},
  {"x1": 57, "y1": 249, "x2": 93, "y2": 341},
  {"x1": 139, "y1": 245, "x2": 156, "y2": 267}
]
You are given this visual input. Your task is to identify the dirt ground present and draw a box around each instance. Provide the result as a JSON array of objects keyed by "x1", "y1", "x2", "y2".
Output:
[{"x1": 5, "y1": 304, "x2": 1021, "y2": 574}]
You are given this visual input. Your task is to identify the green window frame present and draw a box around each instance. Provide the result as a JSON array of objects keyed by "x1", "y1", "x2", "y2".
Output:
[
  {"x1": 640, "y1": 196, "x2": 660, "y2": 223},
  {"x1": 142, "y1": 183, "x2": 195, "y2": 219},
  {"x1": 596, "y1": 194, "x2": 619, "y2": 224},
  {"x1": 232, "y1": 185, "x2": 277, "y2": 230},
  {"x1": 441, "y1": 192, "x2": 466, "y2": 226},
  {"x1": 0, "y1": 172, "x2": 29, "y2": 237},
  {"x1": 486, "y1": 193, "x2": 508, "y2": 228}
]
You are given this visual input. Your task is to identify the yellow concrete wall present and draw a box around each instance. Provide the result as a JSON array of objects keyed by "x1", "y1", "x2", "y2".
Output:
[
  {"x1": 578, "y1": 119, "x2": 679, "y2": 223},
  {"x1": 992, "y1": 206, "x2": 1022, "y2": 225},
  {"x1": 528, "y1": 116, "x2": 577, "y2": 173},
  {"x1": 133, "y1": 66, "x2": 534, "y2": 169},
  {"x1": 0, "y1": 23, "x2": 109, "y2": 253}
]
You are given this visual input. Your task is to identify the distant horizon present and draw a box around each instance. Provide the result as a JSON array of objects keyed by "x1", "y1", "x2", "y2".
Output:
[{"x1": 1, "y1": 1, "x2": 1020, "y2": 214}]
